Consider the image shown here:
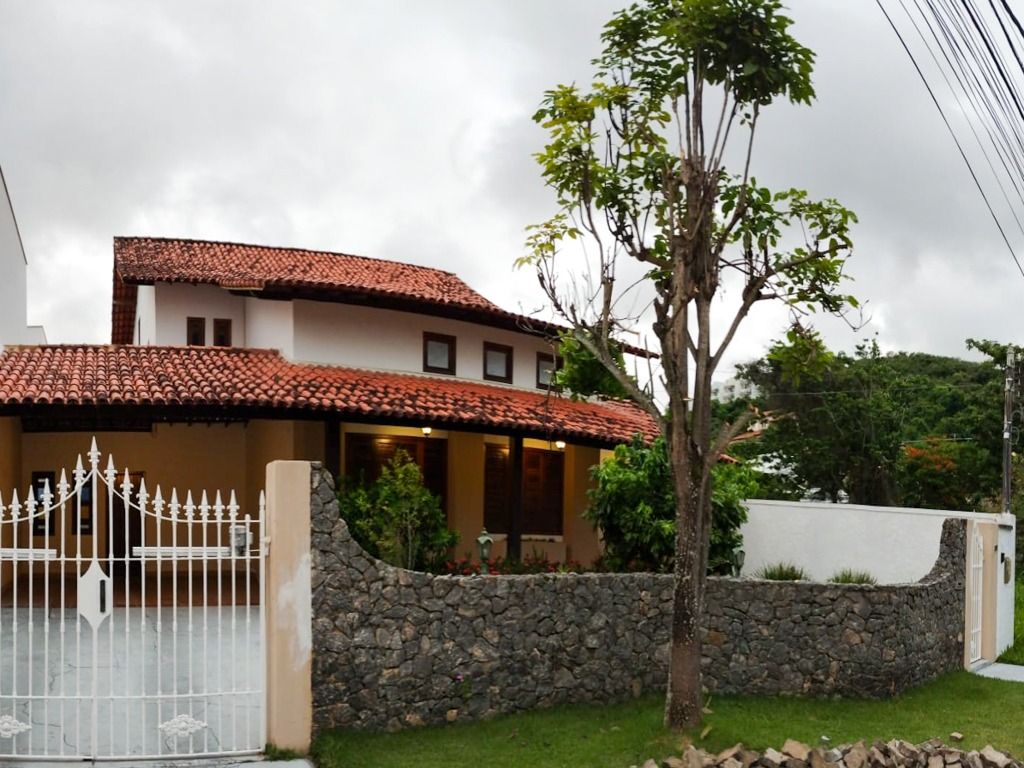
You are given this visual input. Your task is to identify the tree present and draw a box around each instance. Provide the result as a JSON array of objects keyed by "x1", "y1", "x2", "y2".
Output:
[
  {"x1": 338, "y1": 450, "x2": 459, "y2": 571},
  {"x1": 520, "y1": 0, "x2": 857, "y2": 728},
  {"x1": 585, "y1": 435, "x2": 755, "y2": 573},
  {"x1": 740, "y1": 335, "x2": 1003, "y2": 508}
]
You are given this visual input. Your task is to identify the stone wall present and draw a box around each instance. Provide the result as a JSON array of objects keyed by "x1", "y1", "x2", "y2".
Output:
[{"x1": 309, "y1": 465, "x2": 966, "y2": 732}]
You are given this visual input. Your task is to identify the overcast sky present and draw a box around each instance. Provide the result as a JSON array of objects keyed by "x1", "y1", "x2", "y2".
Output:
[{"x1": 1, "y1": 1, "x2": 1019, "y2": 383}]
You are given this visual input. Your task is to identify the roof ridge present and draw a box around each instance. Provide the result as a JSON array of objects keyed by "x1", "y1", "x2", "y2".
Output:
[{"x1": 113, "y1": 235, "x2": 464, "y2": 279}]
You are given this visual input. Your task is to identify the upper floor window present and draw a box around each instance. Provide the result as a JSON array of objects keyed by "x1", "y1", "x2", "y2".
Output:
[
  {"x1": 536, "y1": 352, "x2": 562, "y2": 390},
  {"x1": 213, "y1": 318, "x2": 232, "y2": 347},
  {"x1": 423, "y1": 332, "x2": 456, "y2": 375},
  {"x1": 186, "y1": 317, "x2": 206, "y2": 346},
  {"x1": 483, "y1": 342, "x2": 513, "y2": 384}
]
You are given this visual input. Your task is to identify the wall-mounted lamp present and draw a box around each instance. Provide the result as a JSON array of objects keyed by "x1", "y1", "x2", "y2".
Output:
[
  {"x1": 421, "y1": 426, "x2": 433, "y2": 437},
  {"x1": 554, "y1": 440, "x2": 566, "y2": 450}
]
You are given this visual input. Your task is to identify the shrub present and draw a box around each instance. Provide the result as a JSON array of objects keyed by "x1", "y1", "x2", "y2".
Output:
[
  {"x1": 585, "y1": 435, "x2": 754, "y2": 573},
  {"x1": 829, "y1": 568, "x2": 877, "y2": 585},
  {"x1": 754, "y1": 562, "x2": 809, "y2": 581},
  {"x1": 337, "y1": 449, "x2": 458, "y2": 571}
]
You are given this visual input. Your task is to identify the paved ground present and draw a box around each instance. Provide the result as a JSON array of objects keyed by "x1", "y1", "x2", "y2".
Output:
[
  {"x1": 973, "y1": 662, "x2": 1024, "y2": 682},
  {"x1": 0, "y1": 607, "x2": 262, "y2": 760}
]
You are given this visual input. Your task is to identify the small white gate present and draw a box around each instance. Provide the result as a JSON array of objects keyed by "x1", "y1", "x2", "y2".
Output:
[
  {"x1": 969, "y1": 525, "x2": 984, "y2": 664},
  {"x1": 0, "y1": 438, "x2": 266, "y2": 760}
]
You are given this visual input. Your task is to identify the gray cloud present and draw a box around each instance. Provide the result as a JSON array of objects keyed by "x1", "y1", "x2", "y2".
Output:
[{"x1": 1, "y1": 0, "x2": 1017, "y2": 379}]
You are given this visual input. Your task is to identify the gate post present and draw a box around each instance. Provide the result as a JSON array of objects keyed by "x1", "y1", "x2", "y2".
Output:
[{"x1": 264, "y1": 460, "x2": 313, "y2": 752}]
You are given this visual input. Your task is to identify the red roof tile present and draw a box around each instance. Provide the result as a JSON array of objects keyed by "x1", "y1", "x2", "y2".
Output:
[
  {"x1": 0, "y1": 345, "x2": 657, "y2": 447},
  {"x1": 111, "y1": 237, "x2": 563, "y2": 345}
]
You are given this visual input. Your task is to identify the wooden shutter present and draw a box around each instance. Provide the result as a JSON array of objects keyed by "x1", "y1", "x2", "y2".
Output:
[
  {"x1": 522, "y1": 448, "x2": 564, "y2": 535},
  {"x1": 484, "y1": 444, "x2": 510, "y2": 533}
]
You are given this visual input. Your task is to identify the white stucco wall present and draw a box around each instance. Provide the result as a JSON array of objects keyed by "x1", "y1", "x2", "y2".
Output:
[
  {"x1": 998, "y1": 522, "x2": 1017, "y2": 653},
  {"x1": 291, "y1": 300, "x2": 554, "y2": 387},
  {"x1": 0, "y1": 168, "x2": 45, "y2": 346},
  {"x1": 133, "y1": 285, "x2": 156, "y2": 344},
  {"x1": 153, "y1": 283, "x2": 247, "y2": 347},
  {"x1": 741, "y1": 499, "x2": 1008, "y2": 584},
  {"x1": 245, "y1": 297, "x2": 294, "y2": 356}
]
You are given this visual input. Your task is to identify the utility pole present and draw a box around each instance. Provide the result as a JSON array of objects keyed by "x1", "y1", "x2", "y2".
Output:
[{"x1": 1004, "y1": 348, "x2": 1016, "y2": 516}]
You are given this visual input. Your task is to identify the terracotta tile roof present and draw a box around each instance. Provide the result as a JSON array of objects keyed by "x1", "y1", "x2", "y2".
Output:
[
  {"x1": 0, "y1": 345, "x2": 658, "y2": 447},
  {"x1": 111, "y1": 237, "x2": 562, "y2": 345}
]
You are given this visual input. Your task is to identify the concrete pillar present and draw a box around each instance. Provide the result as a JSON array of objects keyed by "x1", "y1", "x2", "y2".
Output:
[{"x1": 264, "y1": 460, "x2": 313, "y2": 752}]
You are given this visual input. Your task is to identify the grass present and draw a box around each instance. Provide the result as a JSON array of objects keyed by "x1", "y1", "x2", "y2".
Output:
[
  {"x1": 753, "y1": 562, "x2": 810, "y2": 581},
  {"x1": 998, "y1": 578, "x2": 1024, "y2": 664},
  {"x1": 828, "y1": 569, "x2": 878, "y2": 585},
  {"x1": 313, "y1": 672, "x2": 1024, "y2": 768}
]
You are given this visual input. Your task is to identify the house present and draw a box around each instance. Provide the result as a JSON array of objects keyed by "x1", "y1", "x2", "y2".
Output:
[
  {"x1": 0, "y1": 166, "x2": 46, "y2": 346},
  {"x1": 0, "y1": 236, "x2": 656, "y2": 568}
]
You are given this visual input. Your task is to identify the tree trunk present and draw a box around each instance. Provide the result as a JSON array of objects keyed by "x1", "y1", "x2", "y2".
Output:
[{"x1": 663, "y1": 424, "x2": 709, "y2": 729}]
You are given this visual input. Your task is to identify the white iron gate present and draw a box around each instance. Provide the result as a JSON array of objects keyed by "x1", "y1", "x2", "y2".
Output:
[{"x1": 0, "y1": 437, "x2": 266, "y2": 760}]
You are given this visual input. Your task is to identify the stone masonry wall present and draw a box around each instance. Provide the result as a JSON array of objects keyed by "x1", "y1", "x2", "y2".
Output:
[{"x1": 309, "y1": 465, "x2": 966, "y2": 732}]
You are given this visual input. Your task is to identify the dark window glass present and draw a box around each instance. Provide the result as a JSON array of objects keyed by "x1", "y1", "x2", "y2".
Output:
[
  {"x1": 31, "y1": 471, "x2": 56, "y2": 536},
  {"x1": 213, "y1": 318, "x2": 232, "y2": 347},
  {"x1": 186, "y1": 317, "x2": 206, "y2": 346},
  {"x1": 483, "y1": 342, "x2": 513, "y2": 383},
  {"x1": 423, "y1": 333, "x2": 456, "y2": 375}
]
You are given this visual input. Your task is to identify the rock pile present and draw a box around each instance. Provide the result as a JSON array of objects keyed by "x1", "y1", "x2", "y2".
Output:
[{"x1": 637, "y1": 739, "x2": 1020, "y2": 768}]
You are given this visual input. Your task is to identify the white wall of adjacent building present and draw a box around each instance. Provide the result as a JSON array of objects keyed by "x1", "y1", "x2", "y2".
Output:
[
  {"x1": 741, "y1": 498, "x2": 1015, "y2": 659},
  {"x1": 0, "y1": 168, "x2": 45, "y2": 346}
]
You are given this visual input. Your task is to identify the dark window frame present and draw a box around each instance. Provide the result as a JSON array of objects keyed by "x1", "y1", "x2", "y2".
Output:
[
  {"x1": 212, "y1": 318, "x2": 233, "y2": 347},
  {"x1": 536, "y1": 352, "x2": 563, "y2": 390},
  {"x1": 186, "y1": 316, "x2": 206, "y2": 347},
  {"x1": 482, "y1": 342, "x2": 514, "y2": 384},
  {"x1": 423, "y1": 332, "x2": 457, "y2": 375}
]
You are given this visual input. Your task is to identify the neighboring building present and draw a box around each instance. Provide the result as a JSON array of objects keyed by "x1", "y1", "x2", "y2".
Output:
[
  {"x1": 0, "y1": 237, "x2": 655, "y2": 565},
  {"x1": 0, "y1": 166, "x2": 46, "y2": 346}
]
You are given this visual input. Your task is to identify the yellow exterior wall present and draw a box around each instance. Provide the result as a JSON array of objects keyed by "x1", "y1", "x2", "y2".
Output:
[
  {"x1": 447, "y1": 432, "x2": 485, "y2": 560},
  {"x1": 21, "y1": 424, "x2": 249, "y2": 560}
]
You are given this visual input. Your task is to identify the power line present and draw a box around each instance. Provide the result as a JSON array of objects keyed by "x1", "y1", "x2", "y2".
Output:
[{"x1": 876, "y1": 0, "x2": 1024, "y2": 280}]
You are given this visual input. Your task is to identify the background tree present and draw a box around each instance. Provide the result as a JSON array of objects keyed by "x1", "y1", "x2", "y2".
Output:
[
  {"x1": 739, "y1": 335, "x2": 1003, "y2": 509},
  {"x1": 520, "y1": 0, "x2": 857, "y2": 728}
]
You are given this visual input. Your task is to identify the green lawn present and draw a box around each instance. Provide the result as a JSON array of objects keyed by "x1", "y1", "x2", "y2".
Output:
[
  {"x1": 313, "y1": 672, "x2": 1024, "y2": 768},
  {"x1": 998, "y1": 579, "x2": 1024, "y2": 665}
]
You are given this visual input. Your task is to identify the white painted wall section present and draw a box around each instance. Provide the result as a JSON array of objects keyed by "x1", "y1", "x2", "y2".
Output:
[
  {"x1": 153, "y1": 283, "x2": 246, "y2": 347},
  {"x1": 0, "y1": 168, "x2": 45, "y2": 345},
  {"x1": 741, "y1": 499, "x2": 1004, "y2": 583},
  {"x1": 291, "y1": 300, "x2": 555, "y2": 388},
  {"x1": 997, "y1": 520, "x2": 1016, "y2": 653},
  {"x1": 133, "y1": 285, "x2": 156, "y2": 344},
  {"x1": 245, "y1": 297, "x2": 294, "y2": 356}
]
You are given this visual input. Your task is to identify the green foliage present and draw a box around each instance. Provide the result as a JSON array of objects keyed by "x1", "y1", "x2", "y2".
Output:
[
  {"x1": 740, "y1": 336, "x2": 1003, "y2": 508},
  {"x1": 585, "y1": 435, "x2": 752, "y2": 573},
  {"x1": 753, "y1": 562, "x2": 808, "y2": 581},
  {"x1": 554, "y1": 332, "x2": 631, "y2": 400},
  {"x1": 338, "y1": 450, "x2": 458, "y2": 572},
  {"x1": 828, "y1": 569, "x2": 877, "y2": 585}
]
